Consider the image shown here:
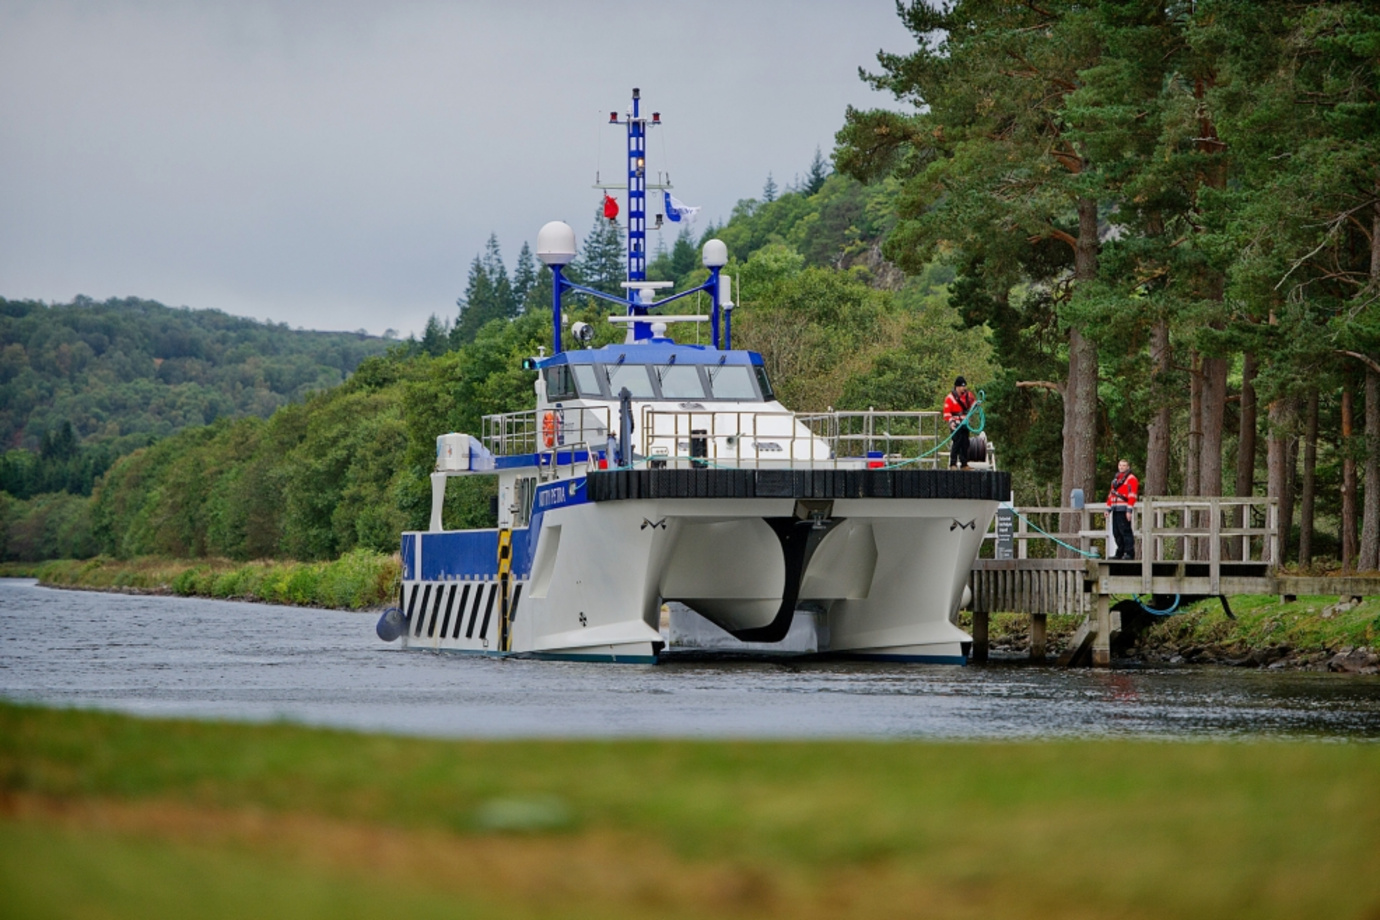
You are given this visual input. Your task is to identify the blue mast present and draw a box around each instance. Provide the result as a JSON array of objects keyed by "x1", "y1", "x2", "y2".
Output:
[
  {"x1": 608, "y1": 88, "x2": 662, "y2": 340},
  {"x1": 542, "y1": 90, "x2": 726, "y2": 353},
  {"x1": 626, "y1": 88, "x2": 647, "y2": 283}
]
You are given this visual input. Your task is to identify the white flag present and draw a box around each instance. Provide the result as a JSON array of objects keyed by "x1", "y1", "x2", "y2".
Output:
[{"x1": 664, "y1": 191, "x2": 700, "y2": 223}]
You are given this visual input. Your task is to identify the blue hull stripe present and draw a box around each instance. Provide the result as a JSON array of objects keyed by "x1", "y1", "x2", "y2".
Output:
[
  {"x1": 495, "y1": 450, "x2": 591, "y2": 470},
  {"x1": 403, "y1": 477, "x2": 588, "y2": 582}
]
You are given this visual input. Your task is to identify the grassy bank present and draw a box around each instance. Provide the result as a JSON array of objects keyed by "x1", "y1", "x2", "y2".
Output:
[
  {"x1": 2, "y1": 702, "x2": 1379, "y2": 919},
  {"x1": 30, "y1": 550, "x2": 399, "y2": 610},
  {"x1": 1135, "y1": 594, "x2": 1380, "y2": 667},
  {"x1": 956, "y1": 598, "x2": 1379, "y2": 667}
]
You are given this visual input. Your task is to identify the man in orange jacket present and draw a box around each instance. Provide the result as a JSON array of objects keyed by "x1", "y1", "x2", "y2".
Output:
[
  {"x1": 1107, "y1": 458, "x2": 1139, "y2": 559},
  {"x1": 943, "y1": 376, "x2": 976, "y2": 470}
]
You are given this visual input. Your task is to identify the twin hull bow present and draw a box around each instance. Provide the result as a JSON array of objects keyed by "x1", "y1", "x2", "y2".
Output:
[{"x1": 398, "y1": 468, "x2": 1006, "y2": 663}]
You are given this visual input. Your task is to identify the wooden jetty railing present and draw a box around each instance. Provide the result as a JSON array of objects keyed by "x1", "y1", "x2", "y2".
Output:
[{"x1": 966, "y1": 496, "x2": 1280, "y2": 665}]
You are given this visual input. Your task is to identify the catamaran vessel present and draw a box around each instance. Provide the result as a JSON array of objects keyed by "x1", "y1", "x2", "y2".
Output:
[{"x1": 378, "y1": 89, "x2": 1008, "y2": 663}]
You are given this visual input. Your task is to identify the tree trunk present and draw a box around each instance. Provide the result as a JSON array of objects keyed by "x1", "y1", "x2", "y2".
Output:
[
  {"x1": 1226, "y1": 354, "x2": 1258, "y2": 560},
  {"x1": 1362, "y1": 369, "x2": 1380, "y2": 571},
  {"x1": 1299, "y1": 391, "x2": 1319, "y2": 567},
  {"x1": 1363, "y1": 184, "x2": 1380, "y2": 568},
  {"x1": 1060, "y1": 196, "x2": 1100, "y2": 549},
  {"x1": 1266, "y1": 398, "x2": 1293, "y2": 565},
  {"x1": 1235, "y1": 355, "x2": 1258, "y2": 498},
  {"x1": 1199, "y1": 352, "x2": 1228, "y2": 561},
  {"x1": 1146, "y1": 318, "x2": 1172, "y2": 496},
  {"x1": 1284, "y1": 428, "x2": 1298, "y2": 564},
  {"x1": 1200, "y1": 356, "x2": 1228, "y2": 497},
  {"x1": 1186, "y1": 354, "x2": 1202, "y2": 497},
  {"x1": 1342, "y1": 386, "x2": 1358, "y2": 573}
]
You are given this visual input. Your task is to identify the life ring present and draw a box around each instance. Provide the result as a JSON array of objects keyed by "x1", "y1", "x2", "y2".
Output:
[{"x1": 541, "y1": 411, "x2": 557, "y2": 448}]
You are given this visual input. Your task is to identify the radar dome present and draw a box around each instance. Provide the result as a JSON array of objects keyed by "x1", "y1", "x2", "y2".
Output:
[{"x1": 537, "y1": 221, "x2": 577, "y2": 266}]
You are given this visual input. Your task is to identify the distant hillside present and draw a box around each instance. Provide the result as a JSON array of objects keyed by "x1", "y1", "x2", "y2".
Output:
[{"x1": 0, "y1": 296, "x2": 392, "y2": 498}]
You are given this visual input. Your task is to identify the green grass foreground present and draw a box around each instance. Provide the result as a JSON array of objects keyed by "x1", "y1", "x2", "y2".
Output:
[
  {"x1": 24, "y1": 550, "x2": 400, "y2": 610},
  {"x1": 2, "y1": 703, "x2": 1378, "y2": 919}
]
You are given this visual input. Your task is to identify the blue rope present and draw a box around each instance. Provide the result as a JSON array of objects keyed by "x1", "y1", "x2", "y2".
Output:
[{"x1": 1136, "y1": 594, "x2": 1181, "y2": 616}]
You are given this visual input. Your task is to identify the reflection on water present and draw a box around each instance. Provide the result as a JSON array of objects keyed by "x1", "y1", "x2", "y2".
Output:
[{"x1": 2, "y1": 579, "x2": 1378, "y2": 740}]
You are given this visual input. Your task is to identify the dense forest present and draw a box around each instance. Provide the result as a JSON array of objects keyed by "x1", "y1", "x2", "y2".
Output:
[
  {"x1": 0, "y1": 296, "x2": 391, "y2": 557},
  {"x1": 832, "y1": 0, "x2": 1378, "y2": 566},
  {"x1": 3, "y1": 1, "x2": 1377, "y2": 571}
]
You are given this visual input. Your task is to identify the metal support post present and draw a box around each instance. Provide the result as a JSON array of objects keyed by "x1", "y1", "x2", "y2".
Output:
[
  {"x1": 709, "y1": 265, "x2": 722, "y2": 349},
  {"x1": 551, "y1": 264, "x2": 564, "y2": 354}
]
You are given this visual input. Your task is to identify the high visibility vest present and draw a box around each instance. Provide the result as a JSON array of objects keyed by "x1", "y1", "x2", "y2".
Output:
[
  {"x1": 1108, "y1": 472, "x2": 1139, "y2": 508},
  {"x1": 943, "y1": 389, "x2": 974, "y2": 424}
]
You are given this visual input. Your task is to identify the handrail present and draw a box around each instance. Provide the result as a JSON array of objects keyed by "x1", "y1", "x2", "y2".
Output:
[
  {"x1": 482, "y1": 406, "x2": 999, "y2": 470},
  {"x1": 483, "y1": 406, "x2": 612, "y2": 458},
  {"x1": 981, "y1": 496, "x2": 1281, "y2": 591}
]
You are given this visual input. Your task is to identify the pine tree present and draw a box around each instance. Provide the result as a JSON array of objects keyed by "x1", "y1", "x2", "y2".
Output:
[
  {"x1": 452, "y1": 234, "x2": 519, "y2": 346},
  {"x1": 452, "y1": 255, "x2": 496, "y2": 347},
  {"x1": 511, "y1": 241, "x2": 537, "y2": 311},
  {"x1": 834, "y1": 0, "x2": 1133, "y2": 523},
  {"x1": 762, "y1": 173, "x2": 778, "y2": 202},
  {"x1": 802, "y1": 148, "x2": 829, "y2": 196},
  {"x1": 669, "y1": 227, "x2": 699, "y2": 286},
  {"x1": 577, "y1": 205, "x2": 626, "y2": 296},
  {"x1": 420, "y1": 314, "x2": 449, "y2": 356},
  {"x1": 524, "y1": 262, "x2": 555, "y2": 315},
  {"x1": 481, "y1": 234, "x2": 515, "y2": 318}
]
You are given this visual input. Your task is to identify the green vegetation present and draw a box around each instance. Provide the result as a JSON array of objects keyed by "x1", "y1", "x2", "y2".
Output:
[
  {"x1": 31, "y1": 550, "x2": 399, "y2": 610},
  {"x1": 0, "y1": 295, "x2": 392, "y2": 561},
  {"x1": 836, "y1": 0, "x2": 1380, "y2": 566},
  {"x1": 2, "y1": 702, "x2": 1378, "y2": 919},
  {"x1": 1137, "y1": 594, "x2": 1380, "y2": 661},
  {"x1": 0, "y1": 295, "x2": 390, "y2": 463}
]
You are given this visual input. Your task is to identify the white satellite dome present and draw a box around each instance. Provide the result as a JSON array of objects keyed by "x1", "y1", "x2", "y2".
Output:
[{"x1": 536, "y1": 221, "x2": 577, "y2": 266}]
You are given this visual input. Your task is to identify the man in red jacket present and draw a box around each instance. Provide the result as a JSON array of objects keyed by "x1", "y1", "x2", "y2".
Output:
[
  {"x1": 943, "y1": 376, "x2": 976, "y2": 470},
  {"x1": 1107, "y1": 458, "x2": 1139, "y2": 559}
]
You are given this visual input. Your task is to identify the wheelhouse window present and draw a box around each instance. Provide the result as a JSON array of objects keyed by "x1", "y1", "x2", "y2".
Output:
[
  {"x1": 706, "y1": 364, "x2": 758, "y2": 400},
  {"x1": 545, "y1": 365, "x2": 577, "y2": 400},
  {"x1": 546, "y1": 364, "x2": 605, "y2": 399},
  {"x1": 754, "y1": 365, "x2": 774, "y2": 400},
  {"x1": 655, "y1": 364, "x2": 707, "y2": 399},
  {"x1": 603, "y1": 362, "x2": 656, "y2": 399},
  {"x1": 571, "y1": 364, "x2": 602, "y2": 397}
]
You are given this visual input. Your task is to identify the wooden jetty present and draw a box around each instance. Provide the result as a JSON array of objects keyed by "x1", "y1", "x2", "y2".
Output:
[{"x1": 965, "y1": 496, "x2": 1380, "y2": 667}]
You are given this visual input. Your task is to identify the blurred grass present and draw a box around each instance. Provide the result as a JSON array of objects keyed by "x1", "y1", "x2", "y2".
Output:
[
  {"x1": 28, "y1": 549, "x2": 400, "y2": 610},
  {"x1": 2, "y1": 702, "x2": 1378, "y2": 919}
]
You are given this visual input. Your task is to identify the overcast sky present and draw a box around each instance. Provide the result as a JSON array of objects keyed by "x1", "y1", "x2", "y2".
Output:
[{"x1": 0, "y1": 1, "x2": 915, "y2": 338}]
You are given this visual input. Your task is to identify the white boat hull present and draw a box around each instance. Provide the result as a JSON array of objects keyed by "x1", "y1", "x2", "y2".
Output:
[{"x1": 398, "y1": 469, "x2": 1002, "y2": 664}]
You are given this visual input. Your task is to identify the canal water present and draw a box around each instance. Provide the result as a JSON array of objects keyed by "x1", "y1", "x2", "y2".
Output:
[{"x1": 2, "y1": 579, "x2": 1378, "y2": 740}]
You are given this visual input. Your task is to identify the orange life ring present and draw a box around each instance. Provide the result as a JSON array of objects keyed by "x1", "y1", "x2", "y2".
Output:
[{"x1": 541, "y1": 411, "x2": 557, "y2": 448}]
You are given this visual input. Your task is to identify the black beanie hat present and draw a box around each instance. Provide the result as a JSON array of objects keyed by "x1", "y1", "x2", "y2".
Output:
[{"x1": 954, "y1": 376, "x2": 966, "y2": 387}]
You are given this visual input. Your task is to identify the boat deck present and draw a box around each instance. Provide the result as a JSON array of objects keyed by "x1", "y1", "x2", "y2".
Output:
[{"x1": 586, "y1": 467, "x2": 1011, "y2": 501}]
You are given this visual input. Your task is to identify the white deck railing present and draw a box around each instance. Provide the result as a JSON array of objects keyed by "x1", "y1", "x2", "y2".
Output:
[{"x1": 481, "y1": 407, "x2": 994, "y2": 472}]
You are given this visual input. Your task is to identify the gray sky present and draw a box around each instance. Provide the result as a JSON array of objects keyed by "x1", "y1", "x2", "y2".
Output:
[{"x1": 0, "y1": 1, "x2": 914, "y2": 338}]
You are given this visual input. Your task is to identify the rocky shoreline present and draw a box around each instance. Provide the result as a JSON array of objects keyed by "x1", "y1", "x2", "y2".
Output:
[
  {"x1": 964, "y1": 606, "x2": 1380, "y2": 673},
  {"x1": 1133, "y1": 641, "x2": 1379, "y2": 673}
]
